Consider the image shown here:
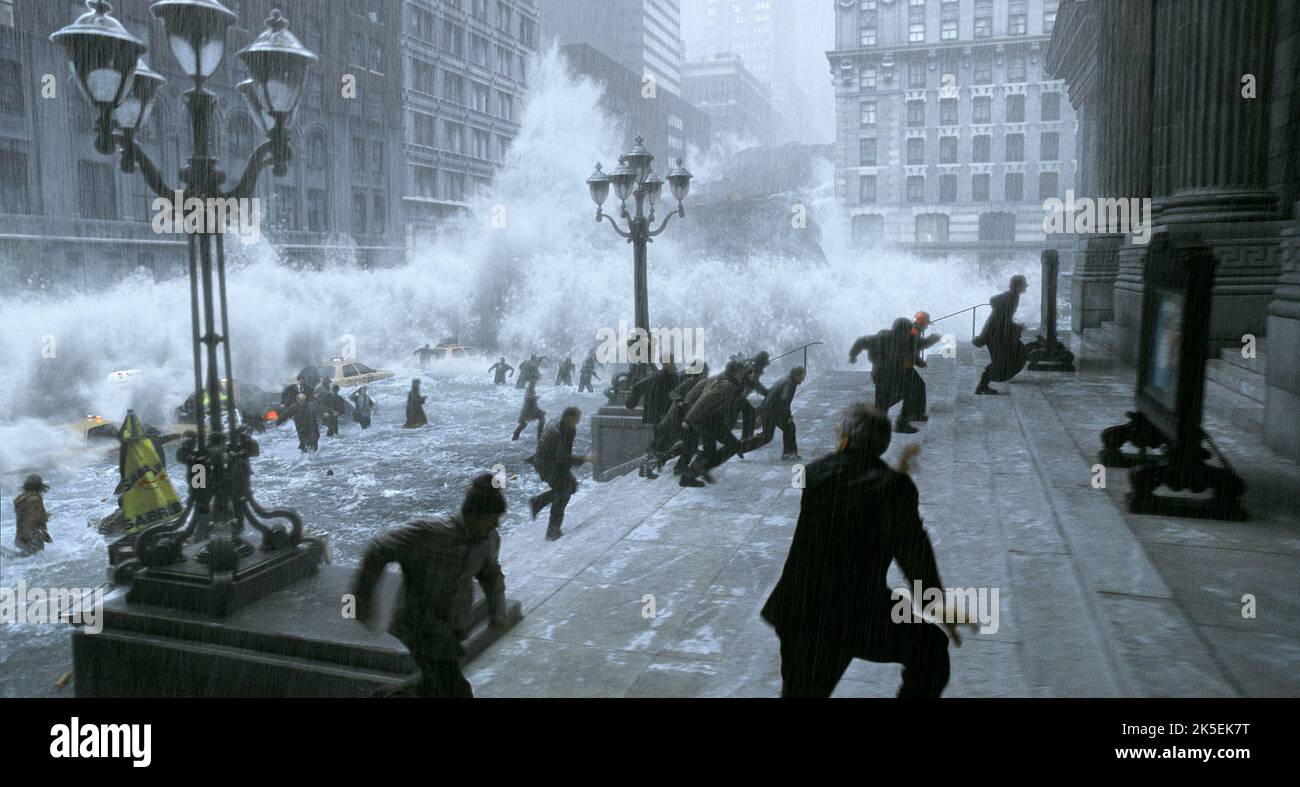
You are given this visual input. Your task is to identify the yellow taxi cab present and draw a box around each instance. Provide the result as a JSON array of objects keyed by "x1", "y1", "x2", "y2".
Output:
[{"x1": 297, "y1": 359, "x2": 395, "y2": 389}]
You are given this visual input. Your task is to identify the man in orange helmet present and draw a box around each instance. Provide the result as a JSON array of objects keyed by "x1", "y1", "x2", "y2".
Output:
[{"x1": 901, "y1": 311, "x2": 943, "y2": 425}]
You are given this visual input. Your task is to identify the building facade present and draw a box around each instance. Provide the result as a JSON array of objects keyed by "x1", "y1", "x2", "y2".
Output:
[
  {"x1": 538, "y1": 0, "x2": 710, "y2": 159},
  {"x1": 681, "y1": 54, "x2": 777, "y2": 146},
  {"x1": 401, "y1": 0, "x2": 538, "y2": 246},
  {"x1": 682, "y1": 0, "x2": 834, "y2": 144},
  {"x1": 539, "y1": 0, "x2": 683, "y2": 96},
  {"x1": 827, "y1": 0, "x2": 1077, "y2": 258},
  {"x1": 0, "y1": 0, "x2": 407, "y2": 290},
  {"x1": 1047, "y1": 0, "x2": 1300, "y2": 460}
]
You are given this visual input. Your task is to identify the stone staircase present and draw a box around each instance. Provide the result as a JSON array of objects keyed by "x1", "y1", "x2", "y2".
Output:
[{"x1": 1203, "y1": 341, "x2": 1267, "y2": 435}]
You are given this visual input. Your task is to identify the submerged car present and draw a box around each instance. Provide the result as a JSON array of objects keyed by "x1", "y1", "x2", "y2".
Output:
[
  {"x1": 295, "y1": 359, "x2": 395, "y2": 389},
  {"x1": 175, "y1": 381, "x2": 283, "y2": 432}
]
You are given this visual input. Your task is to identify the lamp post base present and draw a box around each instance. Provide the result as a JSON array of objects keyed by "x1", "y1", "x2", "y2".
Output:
[
  {"x1": 72, "y1": 565, "x2": 524, "y2": 698},
  {"x1": 124, "y1": 541, "x2": 326, "y2": 617}
]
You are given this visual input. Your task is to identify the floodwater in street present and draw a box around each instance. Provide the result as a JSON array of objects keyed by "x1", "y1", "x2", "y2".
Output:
[{"x1": 0, "y1": 49, "x2": 1036, "y2": 697}]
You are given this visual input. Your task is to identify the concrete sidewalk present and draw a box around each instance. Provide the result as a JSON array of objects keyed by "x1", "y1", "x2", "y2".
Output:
[{"x1": 467, "y1": 339, "x2": 1300, "y2": 697}]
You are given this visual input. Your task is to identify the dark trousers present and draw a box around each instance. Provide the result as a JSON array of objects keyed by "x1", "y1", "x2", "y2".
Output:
[
  {"x1": 534, "y1": 473, "x2": 576, "y2": 530},
  {"x1": 411, "y1": 651, "x2": 473, "y2": 698},
  {"x1": 776, "y1": 622, "x2": 950, "y2": 699},
  {"x1": 737, "y1": 398, "x2": 758, "y2": 441},
  {"x1": 873, "y1": 373, "x2": 921, "y2": 423},
  {"x1": 744, "y1": 417, "x2": 797, "y2": 455},
  {"x1": 902, "y1": 369, "x2": 927, "y2": 418},
  {"x1": 689, "y1": 416, "x2": 742, "y2": 475}
]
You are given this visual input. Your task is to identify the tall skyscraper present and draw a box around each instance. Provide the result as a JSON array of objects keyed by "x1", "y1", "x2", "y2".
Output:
[
  {"x1": 682, "y1": 0, "x2": 835, "y2": 144},
  {"x1": 827, "y1": 0, "x2": 1078, "y2": 258},
  {"x1": 538, "y1": 0, "x2": 684, "y2": 96}
]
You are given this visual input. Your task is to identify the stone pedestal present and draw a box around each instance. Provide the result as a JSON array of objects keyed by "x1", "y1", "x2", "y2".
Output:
[
  {"x1": 1265, "y1": 222, "x2": 1300, "y2": 460},
  {"x1": 1072, "y1": 234, "x2": 1122, "y2": 333},
  {"x1": 72, "y1": 565, "x2": 523, "y2": 697},
  {"x1": 590, "y1": 397, "x2": 653, "y2": 482}
]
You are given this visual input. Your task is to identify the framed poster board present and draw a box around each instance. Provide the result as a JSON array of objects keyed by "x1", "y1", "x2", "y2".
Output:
[{"x1": 1134, "y1": 231, "x2": 1216, "y2": 443}]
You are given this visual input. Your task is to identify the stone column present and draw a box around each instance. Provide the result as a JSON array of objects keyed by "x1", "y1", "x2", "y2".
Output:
[
  {"x1": 1126, "y1": 0, "x2": 1286, "y2": 357},
  {"x1": 1098, "y1": 0, "x2": 1156, "y2": 364},
  {"x1": 1265, "y1": 213, "x2": 1300, "y2": 460}
]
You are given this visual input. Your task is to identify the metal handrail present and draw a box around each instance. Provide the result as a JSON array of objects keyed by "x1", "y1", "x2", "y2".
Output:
[
  {"x1": 770, "y1": 341, "x2": 825, "y2": 369},
  {"x1": 930, "y1": 303, "x2": 991, "y2": 337}
]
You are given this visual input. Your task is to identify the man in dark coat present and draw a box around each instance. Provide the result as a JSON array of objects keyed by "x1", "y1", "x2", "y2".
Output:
[
  {"x1": 761, "y1": 404, "x2": 957, "y2": 698},
  {"x1": 321, "y1": 384, "x2": 349, "y2": 437},
  {"x1": 280, "y1": 375, "x2": 312, "y2": 408},
  {"x1": 404, "y1": 379, "x2": 429, "y2": 428},
  {"x1": 850, "y1": 318, "x2": 923, "y2": 434},
  {"x1": 512, "y1": 379, "x2": 546, "y2": 441},
  {"x1": 679, "y1": 360, "x2": 747, "y2": 487},
  {"x1": 655, "y1": 363, "x2": 709, "y2": 476},
  {"x1": 555, "y1": 357, "x2": 575, "y2": 386},
  {"x1": 349, "y1": 385, "x2": 375, "y2": 429},
  {"x1": 902, "y1": 311, "x2": 944, "y2": 423},
  {"x1": 626, "y1": 358, "x2": 680, "y2": 479},
  {"x1": 973, "y1": 274, "x2": 1036, "y2": 395},
  {"x1": 733, "y1": 351, "x2": 771, "y2": 443},
  {"x1": 13, "y1": 475, "x2": 52, "y2": 556},
  {"x1": 528, "y1": 407, "x2": 593, "y2": 541},
  {"x1": 578, "y1": 353, "x2": 600, "y2": 393},
  {"x1": 744, "y1": 366, "x2": 805, "y2": 459},
  {"x1": 488, "y1": 357, "x2": 515, "y2": 385},
  {"x1": 352, "y1": 474, "x2": 509, "y2": 698},
  {"x1": 413, "y1": 343, "x2": 438, "y2": 370},
  {"x1": 281, "y1": 393, "x2": 322, "y2": 452}
]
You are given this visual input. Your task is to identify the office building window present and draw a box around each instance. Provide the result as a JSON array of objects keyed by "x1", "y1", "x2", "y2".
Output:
[
  {"x1": 1008, "y1": 55, "x2": 1027, "y2": 83},
  {"x1": 859, "y1": 174, "x2": 877, "y2": 203},
  {"x1": 1008, "y1": 0, "x2": 1028, "y2": 35},
  {"x1": 907, "y1": 175, "x2": 925, "y2": 203},
  {"x1": 78, "y1": 160, "x2": 116, "y2": 220},
  {"x1": 1041, "y1": 92, "x2": 1061, "y2": 121},
  {"x1": 940, "y1": 135, "x2": 958, "y2": 164},
  {"x1": 909, "y1": 22, "x2": 925, "y2": 43},
  {"x1": 0, "y1": 147, "x2": 29, "y2": 213},
  {"x1": 1041, "y1": 132, "x2": 1059, "y2": 161},
  {"x1": 1005, "y1": 172, "x2": 1025, "y2": 202},
  {"x1": 973, "y1": 134, "x2": 991, "y2": 162},
  {"x1": 1006, "y1": 133, "x2": 1025, "y2": 161},
  {"x1": 1045, "y1": 7, "x2": 1058, "y2": 34},
  {"x1": 352, "y1": 189, "x2": 367, "y2": 233},
  {"x1": 861, "y1": 67, "x2": 876, "y2": 90},
  {"x1": 1007, "y1": 94, "x2": 1025, "y2": 123},
  {"x1": 941, "y1": 18, "x2": 957, "y2": 40},
  {"x1": 939, "y1": 98, "x2": 958, "y2": 126},
  {"x1": 860, "y1": 137, "x2": 877, "y2": 166},
  {"x1": 974, "y1": 53, "x2": 992, "y2": 84},
  {"x1": 306, "y1": 188, "x2": 327, "y2": 232},
  {"x1": 973, "y1": 96, "x2": 991, "y2": 124},
  {"x1": 939, "y1": 174, "x2": 957, "y2": 203},
  {"x1": 1039, "y1": 171, "x2": 1060, "y2": 200},
  {"x1": 907, "y1": 137, "x2": 925, "y2": 165},
  {"x1": 972, "y1": 173, "x2": 990, "y2": 201},
  {"x1": 861, "y1": 100, "x2": 877, "y2": 126},
  {"x1": 909, "y1": 62, "x2": 927, "y2": 89},
  {"x1": 0, "y1": 59, "x2": 23, "y2": 114},
  {"x1": 274, "y1": 185, "x2": 299, "y2": 230},
  {"x1": 907, "y1": 100, "x2": 926, "y2": 127},
  {"x1": 916, "y1": 213, "x2": 949, "y2": 242},
  {"x1": 974, "y1": 0, "x2": 993, "y2": 38}
]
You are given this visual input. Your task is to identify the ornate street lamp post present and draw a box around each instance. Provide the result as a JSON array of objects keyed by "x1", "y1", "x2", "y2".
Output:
[
  {"x1": 587, "y1": 136, "x2": 692, "y2": 396},
  {"x1": 52, "y1": 1, "x2": 322, "y2": 612}
]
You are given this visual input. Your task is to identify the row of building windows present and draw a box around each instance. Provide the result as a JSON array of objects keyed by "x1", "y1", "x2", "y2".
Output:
[
  {"x1": 858, "y1": 55, "x2": 1043, "y2": 90},
  {"x1": 860, "y1": 92, "x2": 1061, "y2": 126},
  {"x1": 410, "y1": 164, "x2": 490, "y2": 203},
  {"x1": 410, "y1": 111, "x2": 514, "y2": 162},
  {"x1": 408, "y1": 5, "x2": 534, "y2": 79},
  {"x1": 859, "y1": 0, "x2": 1056, "y2": 46},
  {"x1": 859, "y1": 130, "x2": 1061, "y2": 166},
  {"x1": 858, "y1": 170, "x2": 1063, "y2": 204},
  {"x1": 408, "y1": 57, "x2": 520, "y2": 121}
]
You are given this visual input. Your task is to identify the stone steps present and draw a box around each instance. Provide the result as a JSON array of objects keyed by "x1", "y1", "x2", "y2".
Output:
[{"x1": 1203, "y1": 345, "x2": 1267, "y2": 435}]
